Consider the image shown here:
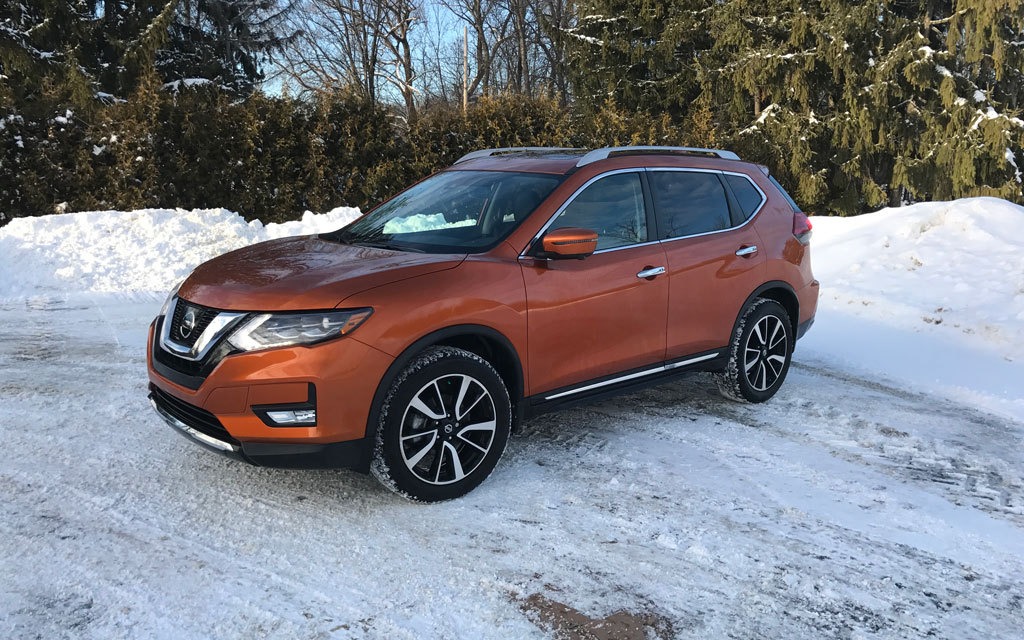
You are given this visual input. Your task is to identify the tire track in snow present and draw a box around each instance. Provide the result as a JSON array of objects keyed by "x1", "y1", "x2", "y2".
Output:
[
  {"x1": 3, "y1": 298, "x2": 1024, "y2": 639},
  {"x1": 589, "y1": 363, "x2": 1024, "y2": 530}
]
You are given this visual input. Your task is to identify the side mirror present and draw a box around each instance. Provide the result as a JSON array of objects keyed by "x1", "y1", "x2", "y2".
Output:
[{"x1": 539, "y1": 227, "x2": 599, "y2": 259}]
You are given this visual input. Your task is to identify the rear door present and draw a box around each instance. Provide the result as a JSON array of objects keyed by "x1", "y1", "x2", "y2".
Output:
[
  {"x1": 521, "y1": 170, "x2": 669, "y2": 395},
  {"x1": 649, "y1": 168, "x2": 767, "y2": 360}
]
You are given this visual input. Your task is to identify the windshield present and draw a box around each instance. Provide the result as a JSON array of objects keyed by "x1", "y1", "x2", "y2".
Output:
[{"x1": 325, "y1": 170, "x2": 562, "y2": 253}]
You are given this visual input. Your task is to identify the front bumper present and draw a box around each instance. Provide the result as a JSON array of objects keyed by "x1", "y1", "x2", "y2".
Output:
[
  {"x1": 147, "y1": 318, "x2": 392, "y2": 470},
  {"x1": 150, "y1": 384, "x2": 373, "y2": 469}
]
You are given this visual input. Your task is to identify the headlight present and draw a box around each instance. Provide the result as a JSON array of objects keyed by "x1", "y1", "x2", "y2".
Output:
[
  {"x1": 227, "y1": 308, "x2": 373, "y2": 352},
  {"x1": 159, "y1": 280, "x2": 184, "y2": 317}
]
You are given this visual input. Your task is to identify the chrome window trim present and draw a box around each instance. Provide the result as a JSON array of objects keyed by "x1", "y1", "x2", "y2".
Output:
[
  {"x1": 159, "y1": 297, "x2": 247, "y2": 362},
  {"x1": 645, "y1": 167, "x2": 767, "y2": 244},
  {"x1": 521, "y1": 167, "x2": 769, "y2": 258},
  {"x1": 543, "y1": 352, "x2": 719, "y2": 401},
  {"x1": 519, "y1": 168, "x2": 650, "y2": 258},
  {"x1": 592, "y1": 239, "x2": 662, "y2": 255}
]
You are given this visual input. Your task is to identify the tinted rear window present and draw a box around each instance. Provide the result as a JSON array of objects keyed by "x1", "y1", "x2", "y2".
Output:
[
  {"x1": 725, "y1": 174, "x2": 764, "y2": 220},
  {"x1": 649, "y1": 171, "x2": 731, "y2": 239}
]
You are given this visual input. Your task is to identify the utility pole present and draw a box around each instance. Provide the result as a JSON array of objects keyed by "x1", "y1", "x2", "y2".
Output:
[{"x1": 463, "y1": 25, "x2": 469, "y2": 115}]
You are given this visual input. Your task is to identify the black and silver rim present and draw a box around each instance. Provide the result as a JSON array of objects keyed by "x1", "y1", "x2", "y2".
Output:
[
  {"x1": 743, "y1": 315, "x2": 788, "y2": 392},
  {"x1": 399, "y1": 374, "x2": 497, "y2": 485}
]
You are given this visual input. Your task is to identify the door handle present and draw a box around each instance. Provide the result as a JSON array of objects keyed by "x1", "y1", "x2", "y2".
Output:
[
  {"x1": 636, "y1": 266, "x2": 666, "y2": 279},
  {"x1": 735, "y1": 245, "x2": 758, "y2": 257}
]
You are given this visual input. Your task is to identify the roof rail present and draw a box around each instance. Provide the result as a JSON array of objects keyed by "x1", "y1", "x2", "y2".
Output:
[
  {"x1": 575, "y1": 146, "x2": 741, "y2": 167},
  {"x1": 454, "y1": 147, "x2": 584, "y2": 164}
]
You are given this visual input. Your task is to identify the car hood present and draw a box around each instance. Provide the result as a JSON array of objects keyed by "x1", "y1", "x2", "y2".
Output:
[{"x1": 178, "y1": 236, "x2": 466, "y2": 311}]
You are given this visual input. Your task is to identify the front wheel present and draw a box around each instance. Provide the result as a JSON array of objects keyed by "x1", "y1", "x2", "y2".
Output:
[
  {"x1": 716, "y1": 298, "x2": 793, "y2": 403},
  {"x1": 371, "y1": 346, "x2": 512, "y2": 502}
]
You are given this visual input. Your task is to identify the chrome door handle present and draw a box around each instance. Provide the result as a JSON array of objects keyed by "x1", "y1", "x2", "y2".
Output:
[
  {"x1": 636, "y1": 266, "x2": 666, "y2": 279},
  {"x1": 735, "y1": 245, "x2": 758, "y2": 257}
]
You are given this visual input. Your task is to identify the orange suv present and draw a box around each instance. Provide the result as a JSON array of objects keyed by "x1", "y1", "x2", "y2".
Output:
[{"x1": 148, "y1": 146, "x2": 819, "y2": 501}]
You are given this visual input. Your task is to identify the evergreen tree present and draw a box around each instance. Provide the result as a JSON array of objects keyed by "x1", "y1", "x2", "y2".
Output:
[
  {"x1": 712, "y1": 1, "x2": 1024, "y2": 212},
  {"x1": 565, "y1": 0, "x2": 1024, "y2": 214},
  {"x1": 166, "y1": 1, "x2": 297, "y2": 95},
  {"x1": 0, "y1": 1, "x2": 97, "y2": 112},
  {"x1": 690, "y1": 0, "x2": 839, "y2": 209},
  {"x1": 563, "y1": 0, "x2": 707, "y2": 117}
]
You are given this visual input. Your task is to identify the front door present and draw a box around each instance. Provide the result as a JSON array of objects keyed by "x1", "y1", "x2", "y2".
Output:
[{"x1": 521, "y1": 171, "x2": 669, "y2": 395}]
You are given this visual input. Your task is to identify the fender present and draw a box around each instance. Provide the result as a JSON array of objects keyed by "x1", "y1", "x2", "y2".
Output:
[
  {"x1": 733, "y1": 281, "x2": 800, "y2": 339},
  {"x1": 362, "y1": 324, "x2": 526, "y2": 449}
]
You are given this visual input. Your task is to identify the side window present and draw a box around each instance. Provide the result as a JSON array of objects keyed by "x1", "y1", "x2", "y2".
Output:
[
  {"x1": 550, "y1": 172, "x2": 647, "y2": 250},
  {"x1": 649, "y1": 171, "x2": 731, "y2": 239},
  {"x1": 724, "y1": 174, "x2": 765, "y2": 221}
]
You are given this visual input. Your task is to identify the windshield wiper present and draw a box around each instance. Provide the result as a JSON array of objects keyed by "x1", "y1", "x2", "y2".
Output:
[{"x1": 350, "y1": 240, "x2": 425, "y2": 253}]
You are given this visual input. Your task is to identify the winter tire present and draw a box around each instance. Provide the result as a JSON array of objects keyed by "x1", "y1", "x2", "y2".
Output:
[
  {"x1": 716, "y1": 298, "x2": 793, "y2": 403},
  {"x1": 371, "y1": 346, "x2": 512, "y2": 502}
]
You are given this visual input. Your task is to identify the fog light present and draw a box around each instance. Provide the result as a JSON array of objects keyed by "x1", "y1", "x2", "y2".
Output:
[
  {"x1": 265, "y1": 409, "x2": 317, "y2": 425},
  {"x1": 252, "y1": 383, "x2": 318, "y2": 428}
]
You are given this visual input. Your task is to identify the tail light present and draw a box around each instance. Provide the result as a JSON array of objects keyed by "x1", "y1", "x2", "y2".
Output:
[{"x1": 793, "y1": 212, "x2": 813, "y2": 245}]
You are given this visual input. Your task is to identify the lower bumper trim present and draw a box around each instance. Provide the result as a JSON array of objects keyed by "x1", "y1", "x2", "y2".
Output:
[
  {"x1": 796, "y1": 315, "x2": 815, "y2": 340},
  {"x1": 150, "y1": 396, "x2": 241, "y2": 454},
  {"x1": 240, "y1": 439, "x2": 371, "y2": 471},
  {"x1": 150, "y1": 393, "x2": 371, "y2": 471}
]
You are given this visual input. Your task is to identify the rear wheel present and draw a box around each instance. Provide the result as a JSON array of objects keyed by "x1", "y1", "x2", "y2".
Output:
[
  {"x1": 371, "y1": 346, "x2": 511, "y2": 502},
  {"x1": 716, "y1": 298, "x2": 793, "y2": 403}
]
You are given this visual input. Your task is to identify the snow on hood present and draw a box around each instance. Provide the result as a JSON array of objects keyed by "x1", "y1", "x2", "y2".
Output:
[{"x1": 0, "y1": 206, "x2": 361, "y2": 298}]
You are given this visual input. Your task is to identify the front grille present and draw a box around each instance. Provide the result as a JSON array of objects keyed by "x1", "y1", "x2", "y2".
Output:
[
  {"x1": 169, "y1": 299, "x2": 219, "y2": 349},
  {"x1": 150, "y1": 384, "x2": 239, "y2": 445},
  {"x1": 153, "y1": 341, "x2": 206, "y2": 377},
  {"x1": 152, "y1": 312, "x2": 240, "y2": 390}
]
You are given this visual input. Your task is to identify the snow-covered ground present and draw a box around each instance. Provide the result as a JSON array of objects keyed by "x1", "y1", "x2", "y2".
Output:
[{"x1": 1, "y1": 199, "x2": 1022, "y2": 638}]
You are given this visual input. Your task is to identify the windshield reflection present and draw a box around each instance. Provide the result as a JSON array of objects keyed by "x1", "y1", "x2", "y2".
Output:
[{"x1": 326, "y1": 170, "x2": 562, "y2": 254}]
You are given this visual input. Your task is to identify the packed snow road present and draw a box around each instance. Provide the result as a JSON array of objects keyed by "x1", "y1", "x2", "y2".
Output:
[{"x1": 1, "y1": 292, "x2": 1022, "y2": 639}]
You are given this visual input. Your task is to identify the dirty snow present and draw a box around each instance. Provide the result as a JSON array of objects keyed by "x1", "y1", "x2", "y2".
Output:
[{"x1": 1, "y1": 198, "x2": 1023, "y2": 639}]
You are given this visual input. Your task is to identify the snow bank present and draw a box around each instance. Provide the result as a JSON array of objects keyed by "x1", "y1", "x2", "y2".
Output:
[
  {"x1": 0, "y1": 206, "x2": 361, "y2": 298},
  {"x1": 810, "y1": 197, "x2": 1024, "y2": 359},
  {"x1": 1, "y1": 196, "x2": 1021, "y2": 364}
]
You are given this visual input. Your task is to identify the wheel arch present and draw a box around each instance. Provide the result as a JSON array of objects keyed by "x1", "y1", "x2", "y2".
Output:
[
  {"x1": 364, "y1": 324, "x2": 526, "y2": 446},
  {"x1": 735, "y1": 281, "x2": 800, "y2": 341}
]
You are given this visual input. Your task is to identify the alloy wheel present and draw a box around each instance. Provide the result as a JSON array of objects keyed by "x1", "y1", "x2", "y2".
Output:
[
  {"x1": 399, "y1": 374, "x2": 497, "y2": 485},
  {"x1": 743, "y1": 314, "x2": 788, "y2": 392}
]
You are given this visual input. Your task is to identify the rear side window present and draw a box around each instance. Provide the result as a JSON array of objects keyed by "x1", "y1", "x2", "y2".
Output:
[
  {"x1": 724, "y1": 174, "x2": 765, "y2": 220},
  {"x1": 551, "y1": 172, "x2": 647, "y2": 250},
  {"x1": 649, "y1": 171, "x2": 731, "y2": 239}
]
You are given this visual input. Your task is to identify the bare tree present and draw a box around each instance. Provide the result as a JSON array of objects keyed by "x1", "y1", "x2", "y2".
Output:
[
  {"x1": 276, "y1": 0, "x2": 420, "y2": 120},
  {"x1": 533, "y1": 0, "x2": 574, "y2": 99},
  {"x1": 274, "y1": 0, "x2": 576, "y2": 110},
  {"x1": 437, "y1": 0, "x2": 514, "y2": 97},
  {"x1": 380, "y1": 0, "x2": 418, "y2": 121}
]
